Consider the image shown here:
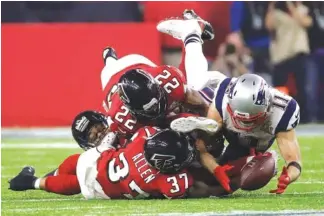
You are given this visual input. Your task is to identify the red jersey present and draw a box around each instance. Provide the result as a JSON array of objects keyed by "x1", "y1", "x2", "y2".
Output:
[
  {"x1": 103, "y1": 64, "x2": 187, "y2": 135},
  {"x1": 96, "y1": 127, "x2": 193, "y2": 199}
]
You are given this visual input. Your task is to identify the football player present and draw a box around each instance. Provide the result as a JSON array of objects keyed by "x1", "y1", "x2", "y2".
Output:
[
  {"x1": 159, "y1": 12, "x2": 301, "y2": 195},
  {"x1": 171, "y1": 73, "x2": 302, "y2": 194},
  {"x1": 9, "y1": 126, "x2": 227, "y2": 199},
  {"x1": 71, "y1": 110, "x2": 118, "y2": 150},
  {"x1": 100, "y1": 10, "x2": 226, "y2": 137},
  {"x1": 42, "y1": 110, "x2": 120, "y2": 177}
]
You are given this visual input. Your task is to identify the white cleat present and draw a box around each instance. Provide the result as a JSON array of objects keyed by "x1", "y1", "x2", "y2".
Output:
[
  {"x1": 157, "y1": 18, "x2": 203, "y2": 41},
  {"x1": 183, "y1": 9, "x2": 214, "y2": 40},
  {"x1": 170, "y1": 116, "x2": 219, "y2": 134}
]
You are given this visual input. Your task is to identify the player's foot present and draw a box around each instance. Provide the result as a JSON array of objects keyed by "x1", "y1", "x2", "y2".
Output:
[
  {"x1": 170, "y1": 116, "x2": 219, "y2": 133},
  {"x1": 182, "y1": 9, "x2": 214, "y2": 40},
  {"x1": 8, "y1": 166, "x2": 38, "y2": 191},
  {"x1": 102, "y1": 47, "x2": 118, "y2": 65},
  {"x1": 157, "y1": 18, "x2": 203, "y2": 43}
]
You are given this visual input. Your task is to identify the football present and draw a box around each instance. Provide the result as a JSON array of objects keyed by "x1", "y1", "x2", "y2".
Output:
[{"x1": 240, "y1": 154, "x2": 276, "y2": 191}]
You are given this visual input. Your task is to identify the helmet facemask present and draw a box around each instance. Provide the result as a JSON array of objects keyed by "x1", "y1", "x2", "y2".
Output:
[
  {"x1": 86, "y1": 124, "x2": 115, "y2": 149},
  {"x1": 132, "y1": 88, "x2": 167, "y2": 122},
  {"x1": 227, "y1": 104, "x2": 267, "y2": 131}
]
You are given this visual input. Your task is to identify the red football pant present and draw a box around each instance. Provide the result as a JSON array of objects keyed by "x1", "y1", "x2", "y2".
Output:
[{"x1": 45, "y1": 154, "x2": 81, "y2": 195}]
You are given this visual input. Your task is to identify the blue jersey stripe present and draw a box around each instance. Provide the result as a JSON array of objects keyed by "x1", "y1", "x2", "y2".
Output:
[
  {"x1": 199, "y1": 92, "x2": 212, "y2": 103},
  {"x1": 199, "y1": 87, "x2": 214, "y2": 103},
  {"x1": 215, "y1": 78, "x2": 231, "y2": 118},
  {"x1": 275, "y1": 99, "x2": 297, "y2": 133}
]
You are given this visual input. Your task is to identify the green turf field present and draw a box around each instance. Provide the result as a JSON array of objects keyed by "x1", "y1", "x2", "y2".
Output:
[{"x1": 2, "y1": 137, "x2": 324, "y2": 216}]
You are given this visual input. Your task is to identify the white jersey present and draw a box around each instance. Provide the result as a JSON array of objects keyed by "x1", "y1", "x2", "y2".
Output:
[
  {"x1": 213, "y1": 78, "x2": 300, "y2": 152},
  {"x1": 76, "y1": 133, "x2": 116, "y2": 199}
]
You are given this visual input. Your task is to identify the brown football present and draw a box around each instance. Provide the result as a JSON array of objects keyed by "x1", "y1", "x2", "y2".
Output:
[{"x1": 240, "y1": 154, "x2": 275, "y2": 191}]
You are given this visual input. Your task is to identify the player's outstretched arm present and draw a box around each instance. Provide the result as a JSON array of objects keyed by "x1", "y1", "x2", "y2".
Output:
[
  {"x1": 271, "y1": 129, "x2": 302, "y2": 194},
  {"x1": 277, "y1": 129, "x2": 302, "y2": 182},
  {"x1": 196, "y1": 139, "x2": 233, "y2": 193}
]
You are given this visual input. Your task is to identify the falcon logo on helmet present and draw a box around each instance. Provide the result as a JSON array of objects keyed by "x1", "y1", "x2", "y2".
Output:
[
  {"x1": 150, "y1": 154, "x2": 176, "y2": 170},
  {"x1": 144, "y1": 129, "x2": 196, "y2": 174}
]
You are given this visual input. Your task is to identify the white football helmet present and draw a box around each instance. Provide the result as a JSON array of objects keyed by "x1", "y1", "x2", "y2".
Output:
[{"x1": 227, "y1": 74, "x2": 271, "y2": 131}]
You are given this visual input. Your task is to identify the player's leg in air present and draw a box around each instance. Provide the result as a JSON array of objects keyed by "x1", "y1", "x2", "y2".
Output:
[
  {"x1": 100, "y1": 47, "x2": 157, "y2": 91},
  {"x1": 158, "y1": 9, "x2": 227, "y2": 91}
]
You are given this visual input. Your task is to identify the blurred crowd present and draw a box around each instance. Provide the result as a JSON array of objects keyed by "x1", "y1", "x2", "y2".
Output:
[{"x1": 2, "y1": 1, "x2": 324, "y2": 123}]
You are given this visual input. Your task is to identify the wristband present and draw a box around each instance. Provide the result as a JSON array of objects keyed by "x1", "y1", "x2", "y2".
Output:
[{"x1": 287, "y1": 161, "x2": 302, "y2": 173}]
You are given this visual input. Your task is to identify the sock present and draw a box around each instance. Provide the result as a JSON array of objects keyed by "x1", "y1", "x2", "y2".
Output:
[
  {"x1": 34, "y1": 178, "x2": 41, "y2": 189},
  {"x1": 183, "y1": 34, "x2": 208, "y2": 90},
  {"x1": 183, "y1": 33, "x2": 202, "y2": 46}
]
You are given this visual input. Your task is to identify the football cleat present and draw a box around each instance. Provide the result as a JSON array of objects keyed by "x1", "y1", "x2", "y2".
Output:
[
  {"x1": 170, "y1": 116, "x2": 219, "y2": 133},
  {"x1": 183, "y1": 9, "x2": 214, "y2": 40},
  {"x1": 157, "y1": 18, "x2": 203, "y2": 41},
  {"x1": 8, "y1": 166, "x2": 37, "y2": 191},
  {"x1": 102, "y1": 47, "x2": 118, "y2": 65}
]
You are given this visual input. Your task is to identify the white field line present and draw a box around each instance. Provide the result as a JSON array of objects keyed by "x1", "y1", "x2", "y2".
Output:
[
  {"x1": 294, "y1": 181, "x2": 324, "y2": 184},
  {"x1": 3, "y1": 206, "x2": 115, "y2": 212},
  {"x1": 304, "y1": 169, "x2": 324, "y2": 173},
  {"x1": 1, "y1": 198, "x2": 81, "y2": 203},
  {"x1": 2, "y1": 191, "x2": 324, "y2": 204},
  {"x1": 1, "y1": 143, "x2": 78, "y2": 149},
  {"x1": 3, "y1": 208, "x2": 324, "y2": 215},
  {"x1": 143, "y1": 210, "x2": 324, "y2": 216}
]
